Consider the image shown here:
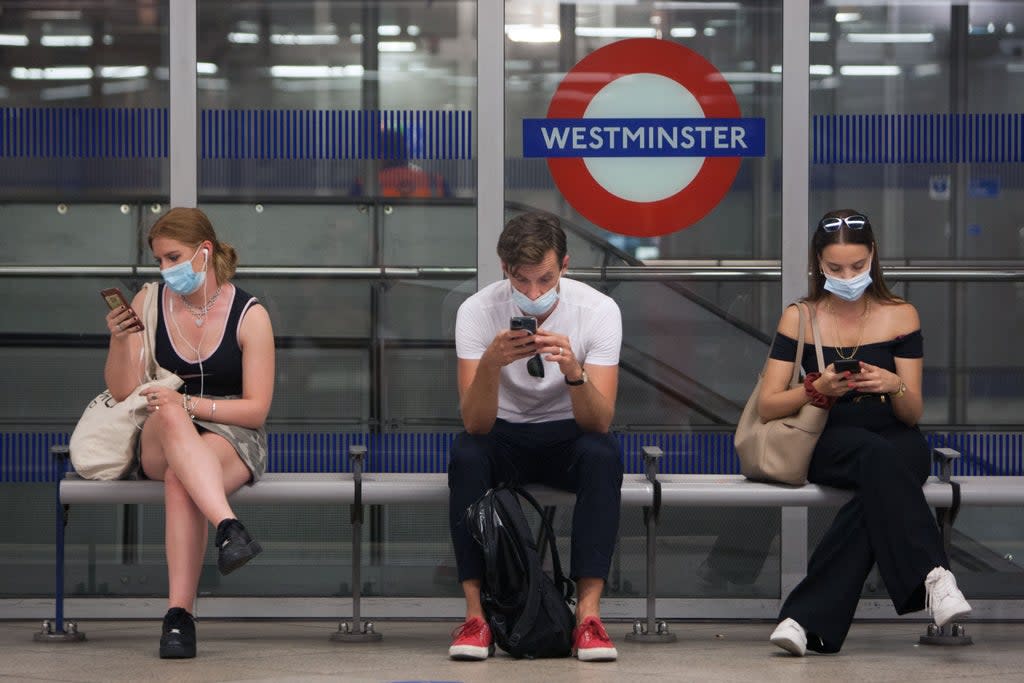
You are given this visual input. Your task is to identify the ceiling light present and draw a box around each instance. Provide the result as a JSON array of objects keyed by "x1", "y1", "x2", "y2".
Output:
[
  {"x1": 197, "y1": 62, "x2": 218, "y2": 75},
  {"x1": 575, "y1": 27, "x2": 657, "y2": 38},
  {"x1": 378, "y1": 25, "x2": 401, "y2": 37},
  {"x1": 100, "y1": 66, "x2": 148, "y2": 79},
  {"x1": 847, "y1": 33, "x2": 934, "y2": 43},
  {"x1": 270, "y1": 33, "x2": 339, "y2": 45},
  {"x1": 0, "y1": 34, "x2": 29, "y2": 46},
  {"x1": 270, "y1": 65, "x2": 363, "y2": 78},
  {"x1": 505, "y1": 24, "x2": 560, "y2": 43},
  {"x1": 41, "y1": 35, "x2": 93, "y2": 47},
  {"x1": 12, "y1": 66, "x2": 94, "y2": 80},
  {"x1": 835, "y1": 13, "x2": 861, "y2": 23},
  {"x1": 228, "y1": 32, "x2": 259, "y2": 44},
  {"x1": 670, "y1": 27, "x2": 697, "y2": 38},
  {"x1": 839, "y1": 65, "x2": 901, "y2": 76},
  {"x1": 378, "y1": 41, "x2": 416, "y2": 53},
  {"x1": 407, "y1": 25, "x2": 421, "y2": 37},
  {"x1": 809, "y1": 32, "x2": 830, "y2": 42}
]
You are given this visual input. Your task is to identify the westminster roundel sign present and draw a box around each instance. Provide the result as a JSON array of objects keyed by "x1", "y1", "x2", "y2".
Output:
[{"x1": 523, "y1": 38, "x2": 765, "y2": 237}]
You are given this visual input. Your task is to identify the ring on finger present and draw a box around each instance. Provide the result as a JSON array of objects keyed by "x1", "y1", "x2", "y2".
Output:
[
  {"x1": 117, "y1": 322, "x2": 124, "y2": 331},
  {"x1": 557, "y1": 346, "x2": 562, "y2": 356}
]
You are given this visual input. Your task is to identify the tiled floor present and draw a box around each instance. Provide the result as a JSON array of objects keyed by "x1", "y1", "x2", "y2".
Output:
[{"x1": 3, "y1": 619, "x2": 1021, "y2": 682}]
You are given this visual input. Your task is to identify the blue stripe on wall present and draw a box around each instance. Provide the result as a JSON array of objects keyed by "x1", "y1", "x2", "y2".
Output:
[
  {"x1": 2, "y1": 431, "x2": 1023, "y2": 483},
  {"x1": 0, "y1": 107, "x2": 473, "y2": 161},
  {"x1": 814, "y1": 112, "x2": 1024, "y2": 164}
]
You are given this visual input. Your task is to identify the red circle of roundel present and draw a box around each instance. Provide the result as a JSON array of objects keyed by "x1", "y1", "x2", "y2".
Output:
[{"x1": 546, "y1": 38, "x2": 742, "y2": 237}]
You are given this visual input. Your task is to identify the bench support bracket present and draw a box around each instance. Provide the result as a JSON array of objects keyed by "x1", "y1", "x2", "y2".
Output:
[
  {"x1": 625, "y1": 446, "x2": 676, "y2": 644},
  {"x1": 34, "y1": 445, "x2": 86, "y2": 643},
  {"x1": 332, "y1": 445, "x2": 383, "y2": 643}
]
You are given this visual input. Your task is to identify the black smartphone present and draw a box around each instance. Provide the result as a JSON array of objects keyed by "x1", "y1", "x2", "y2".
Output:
[
  {"x1": 833, "y1": 359, "x2": 861, "y2": 374},
  {"x1": 100, "y1": 287, "x2": 144, "y2": 332},
  {"x1": 510, "y1": 316, "x2": 543, "y2": 378}
]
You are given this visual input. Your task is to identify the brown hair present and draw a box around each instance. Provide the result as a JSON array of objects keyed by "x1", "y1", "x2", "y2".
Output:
[
  {"x1": 807, "y1": 208, "x2": 902, "y2": 304},
  {"x1": 148, "y1": 207, "x2": 238, "y2": 283},
  {"x1": 497, "y1": 211, "x2": 567, "y2": 274}
]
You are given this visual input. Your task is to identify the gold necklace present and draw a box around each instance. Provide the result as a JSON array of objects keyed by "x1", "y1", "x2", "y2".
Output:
[{"x1": 827, "y1": 297, "x2": 870, "y2": 360}]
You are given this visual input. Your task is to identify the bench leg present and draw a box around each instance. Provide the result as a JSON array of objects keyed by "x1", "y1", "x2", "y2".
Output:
[
  {"x1": 332, "y1": 445, "x2": 382, "y2": 643},
  {"x1": 624, "y1": 506, "x2": 675, "y2": 644},
  {"x1": 35, "y1": 448, "x2": 85, "y2": 643}
]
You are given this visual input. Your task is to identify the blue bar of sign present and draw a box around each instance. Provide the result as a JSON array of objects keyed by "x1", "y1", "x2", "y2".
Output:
[{"x1": 523, "y1": 117, "x2": 765, "y2": 158}]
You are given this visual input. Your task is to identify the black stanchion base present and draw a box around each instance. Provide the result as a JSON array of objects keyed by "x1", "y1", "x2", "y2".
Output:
[
  {"x1": 33, "y1": 620, "x2": 86, "y2": 643},
  {"x1": 919, "y1": 622, "x2": 973, "y2": 646},
  {"x1": 330, "y1": 622, "x2": 384, "y2": 643}
]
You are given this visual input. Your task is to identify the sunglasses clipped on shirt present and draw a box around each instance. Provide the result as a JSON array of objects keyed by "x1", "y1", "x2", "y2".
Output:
[{"x1": 818, "y1": 214, "x2": 868, "y2": 232}]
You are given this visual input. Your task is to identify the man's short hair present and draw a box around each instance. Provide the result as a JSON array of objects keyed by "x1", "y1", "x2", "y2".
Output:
[{"x1": 497, "y1": 211, "x2": 567, "y2": 273}]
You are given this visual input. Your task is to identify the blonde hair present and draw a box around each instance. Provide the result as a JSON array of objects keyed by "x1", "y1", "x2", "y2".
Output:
[{"x1": 148, "y1": 207, "x2": 238, "y2": 282}]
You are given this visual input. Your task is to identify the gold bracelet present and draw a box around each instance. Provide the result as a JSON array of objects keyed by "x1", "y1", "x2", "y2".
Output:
[{"x1": 889, "y1": 380, "x2": 907, "y2": 398}]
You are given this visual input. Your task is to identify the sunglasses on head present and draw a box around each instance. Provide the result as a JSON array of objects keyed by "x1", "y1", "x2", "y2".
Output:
[{"x1": 818, "y1": 214, "x2": 868, "y2": 232}]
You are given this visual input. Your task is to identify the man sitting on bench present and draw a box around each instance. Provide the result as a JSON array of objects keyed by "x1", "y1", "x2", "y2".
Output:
[{"x1": 447, "y1": 211, "x2": 624, "y2": 662}]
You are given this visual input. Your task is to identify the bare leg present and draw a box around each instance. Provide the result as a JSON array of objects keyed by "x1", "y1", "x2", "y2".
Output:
[
  {"x1": 461, "y1": 579, "x2": 485, "y2": 620},
  {"x1": 575, "y1": 577, "x2": 604, "y2": 622}
]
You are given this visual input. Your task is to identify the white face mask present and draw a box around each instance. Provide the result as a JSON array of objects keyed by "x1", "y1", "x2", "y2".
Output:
[
  {"x1": 510, "y1": 280, "x2": 559, "y2": 316},
  {"x1": 824, "y1": 269, "x2": 872, "y2": 302}
]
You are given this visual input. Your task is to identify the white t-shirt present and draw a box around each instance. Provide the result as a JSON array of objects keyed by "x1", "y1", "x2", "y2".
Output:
[{"x1": 455, "y1": 277, "x2": 622, "y2": 423}]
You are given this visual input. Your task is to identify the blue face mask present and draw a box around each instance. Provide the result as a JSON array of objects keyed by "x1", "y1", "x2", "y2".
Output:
[
  {"x1": 824, "y1": 269, "x2": 872, "y2": 302},
  {"x1": 511, "y1": 281, "x2": 559, "y2": 316},
  {"x1": 162, "y1": 247, "x2": 207, "y2": 296}
]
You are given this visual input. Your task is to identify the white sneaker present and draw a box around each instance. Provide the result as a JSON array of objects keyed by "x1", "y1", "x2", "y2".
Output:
[
  {"x1": 925, "y1": 567, "x2": 972, "y2": 628},
  {"x1": 770, "y1": 617, "x2": 807, "y2": 656}
]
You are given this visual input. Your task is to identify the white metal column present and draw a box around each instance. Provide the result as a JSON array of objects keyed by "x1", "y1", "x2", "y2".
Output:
[
  {"x1": 475, "y1": 1, "x2": 504, "y2": 288},
  {"x1": 169, "y1": 0, "x2": 197, "y2": 208},
  {"x1": 779, "y1": 0, "x2": 811, "y2": 600}
]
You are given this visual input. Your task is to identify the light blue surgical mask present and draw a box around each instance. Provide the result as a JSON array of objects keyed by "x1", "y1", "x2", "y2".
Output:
[
  {"x1": 162, "y1": 247, "x2": 207, "y2": 296},
  {"x1": 824, "y1": 269, "x2": 872, "y2": 302},
  {"x1": 511, "y1": 281, "x2": 559, "y2": 316}
]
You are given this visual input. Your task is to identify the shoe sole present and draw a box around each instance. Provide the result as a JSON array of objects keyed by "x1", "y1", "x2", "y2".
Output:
[
  {"x1": 770, "y1": 634, "x2": 806, "y2": 657},
  {"x1": 448, "y1": 644, "x2": 492, "y2": 660},
  {"x1": 159, "y1": 639, "x2": 196, "y2": 659},
  {"x1": 218, "y1": 540, "x2": 263, "y2": 576},
  {"x1": 575, "y1": 647, "x2": 618, "y2": 662}
]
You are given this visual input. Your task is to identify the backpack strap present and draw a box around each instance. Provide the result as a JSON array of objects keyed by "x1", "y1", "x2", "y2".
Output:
[{"x1": 513, "y1": 487, "x2": 575, "y2": 602}]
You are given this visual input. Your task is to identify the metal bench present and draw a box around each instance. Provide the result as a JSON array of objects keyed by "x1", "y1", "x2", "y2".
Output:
[{"x1": 36, "y1": 443, "x2": 1024, "y2": 649}]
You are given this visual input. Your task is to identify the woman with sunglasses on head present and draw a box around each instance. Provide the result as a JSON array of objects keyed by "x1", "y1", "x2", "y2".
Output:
[
  {"x1": 103, "y1": 207, "x2": 275, "y2": 659},
  {"x1": 758, "y1": 209, "x2": 971, "y2": 656}
]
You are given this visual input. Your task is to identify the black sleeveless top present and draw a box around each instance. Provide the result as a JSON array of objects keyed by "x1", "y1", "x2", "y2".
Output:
[
  {"x1": 769, "y1": 329, "x2": 923, "y2": 404},
  {"x1": 154, "y1": 283, "x2": 260, "y2": 396}
]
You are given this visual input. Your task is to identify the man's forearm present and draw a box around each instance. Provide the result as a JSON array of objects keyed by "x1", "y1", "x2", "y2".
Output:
[
  {"x1": 568, "y1": 383, "x2": 614, "y2": 433},
  {"x1": 460, "y1": 360, "x2": 502, "y2": 434}
]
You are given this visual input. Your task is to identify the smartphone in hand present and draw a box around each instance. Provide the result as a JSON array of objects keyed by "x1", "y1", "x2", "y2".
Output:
[
  {"x1": 100, "y1": 287, "x2": 144, "y2": 332},
  {"x1": 510, "y1": 316, "x2": 543, "y2": 378},
  {"x1": 833, "y1": 359, "x2": 860, "y2": 374}
]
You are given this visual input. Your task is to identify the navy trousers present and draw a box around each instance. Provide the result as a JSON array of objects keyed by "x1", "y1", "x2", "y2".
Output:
[
  {"x1": 447, "y1": 418, "x2": 623, "y2": 583},
  {"x1": 779, "y1": 401, "x2": 949, "y2": 653}
]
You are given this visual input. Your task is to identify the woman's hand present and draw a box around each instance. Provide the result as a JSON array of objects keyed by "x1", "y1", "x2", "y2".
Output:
[
  {"x1": 105, "y1": 305, "x2": 142, "y2": 338},
  {"x1": 140, "y1": 387, "x2": 179, "y2": 414},
  {"x1": 845, "y1": 361, "x2": 902, "y2": 394},
  {"x1": 815, "y1": 364, "x2": 858, "y2": 397}
]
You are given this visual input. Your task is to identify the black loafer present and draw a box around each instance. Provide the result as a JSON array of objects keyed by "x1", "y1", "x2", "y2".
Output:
[
  {"x1": 215, "y1": 518, "x2": 263, "y2": 575},
  {"x1": 159, "y1": 607, "x2": 196, "y2": 659}
]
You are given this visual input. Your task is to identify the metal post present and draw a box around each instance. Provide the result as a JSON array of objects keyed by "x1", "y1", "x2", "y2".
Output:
[
  {"x1": 625, "y1": 446, "x2": 675, "y2": 643},
  {"x1": 332, "y1": 444, "x2": 382, "y2": 642},
  {"x1": 920, "y1": 448, "x2": 972, "y2": 646},
  {"x1": 35, "y1": 445, "x2": 85, "y2": 642}
]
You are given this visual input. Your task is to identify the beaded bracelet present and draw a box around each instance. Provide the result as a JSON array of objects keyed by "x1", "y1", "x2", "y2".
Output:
[{"x1": 803, "y1": 372, "x2": 836, "y2": 410}]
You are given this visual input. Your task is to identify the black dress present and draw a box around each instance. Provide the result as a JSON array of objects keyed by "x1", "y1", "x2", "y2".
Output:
[{"x1": 769, "y1": 328, "x2": 948, "y2": 653}]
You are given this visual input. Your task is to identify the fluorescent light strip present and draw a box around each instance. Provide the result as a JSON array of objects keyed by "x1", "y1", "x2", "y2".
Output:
[
  {"x1": 269, "y1": 65, "x2": 363, "y2": 78},
  {"x1": 40, "y1": 35, "x2": 93, "y2": 47},
  {"x1": 0, "y1": 34, "x2": 29, "y2": 46},
  {"x1": 270, "y1": 33, "x2": 339, "y2": 45},
  {"x1": 505, "y1": 24, "x2": 560, "y2": 43},
  {"x1": 228, "y1": 32, "x2": 259, "y2": 44},
  {"x1": 575, "y1": 27, "x2": 657, "y2": 38},
  {"x1": 670, "y1": 27, "x2": 697, "y2": 38},
  {"x1": 197, "y1": 62, "x2": 218, "y2": 75},
  {"x1": 839, "y1": 65, "x2": 901, "y2": 76},
  {"x1": 99, "y1": 66, "x2": 148, "y2": 79},
  {"x1": 809, "y1": 32, "x2": 830, "y2": 42},
  {"x1": 378, "y1": 25, "x2": 401, "y2": 37},
  {"x1": 847, "y1": 32, "x2": 934, "y2": 43},
  {"x1": 835, "y1": 12, "x2": 861, "y2": 23},
  {"x1": 11, "y1": 66, "x2": 94, "y2": 80},
  {"x1": 718, "y1": 72, "x2": 781, "y2": 83},
  {"x1": 378, "y1": 41, "x2": 416, "y2": 53},
  {"x1": 654, "y1": 2, "x2": 740, "y2": 9}
]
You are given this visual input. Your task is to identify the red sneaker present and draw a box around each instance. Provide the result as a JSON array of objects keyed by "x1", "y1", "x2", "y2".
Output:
[
  {"x1": 573, "y1": 616, "x2": 618, "y2": 662},
  {"x1": 448, "y1": 617, "x2": 494, "y2": 660}
]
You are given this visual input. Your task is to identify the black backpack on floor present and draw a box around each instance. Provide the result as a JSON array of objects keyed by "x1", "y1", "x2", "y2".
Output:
[{"x1": 465, "y1": 486, "x2": 575, "y2": 659}]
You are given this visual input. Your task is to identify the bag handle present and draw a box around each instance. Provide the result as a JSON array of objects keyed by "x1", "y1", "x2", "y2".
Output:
[
  {"x1": 512, "y1": 486, "x2": 575, "y2": 602},
  {"x1": 804, "y1": 302, "x2": 826, "y2": 373},
  {"x1": 140, "y1": 283, "x2": 161, "y2": 380}
]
